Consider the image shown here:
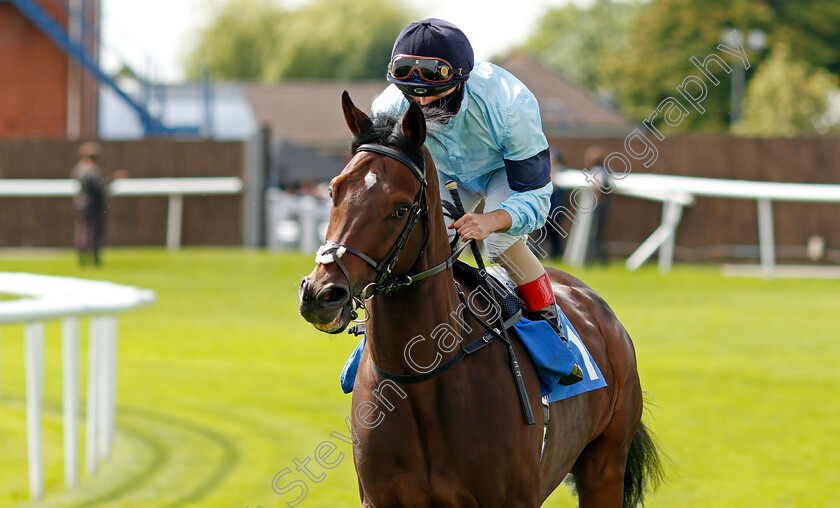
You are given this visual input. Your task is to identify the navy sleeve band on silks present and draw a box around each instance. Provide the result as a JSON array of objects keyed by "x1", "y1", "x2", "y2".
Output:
[{"x1": 504, "y1": 149, "x2": 551, "y2": 192}]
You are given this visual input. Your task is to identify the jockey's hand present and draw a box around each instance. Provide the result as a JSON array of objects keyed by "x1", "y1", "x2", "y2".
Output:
[{"x1": 449, "y1": 210, "x2": 512, "y2": 241}]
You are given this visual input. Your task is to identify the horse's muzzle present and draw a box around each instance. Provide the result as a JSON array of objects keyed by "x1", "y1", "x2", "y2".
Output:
[{"x1": 299, "y1": 277, "x2": 353, "y2": 334}]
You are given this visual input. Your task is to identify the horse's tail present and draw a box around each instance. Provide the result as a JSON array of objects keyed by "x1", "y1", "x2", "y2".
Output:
[{"x1": 623, "y1": 420, "x2": 664, "y2": 508}]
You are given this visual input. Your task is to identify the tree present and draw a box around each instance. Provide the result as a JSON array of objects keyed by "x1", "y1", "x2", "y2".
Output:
[
  {"x1": 523, "y1": 0, "x2": 639, "y2": 94},
  {"x1": 265, "y1": 0, "x2": 414, "y2": 80},
  {"x1": 603, "y1": 0, "x2": 773, "y2": 132},
  {"x1": 526, "y1": 0, "x2": 840, "y2": 133},
  {"x1": 184, "y1": 0, "x2": 415, "y2": 82},
  {"x1": 738, "y1": 43, "x2": 838, "y2": 136},
  {"x1": 184, "y1": 0, "x2": 285, "y2": 81}
]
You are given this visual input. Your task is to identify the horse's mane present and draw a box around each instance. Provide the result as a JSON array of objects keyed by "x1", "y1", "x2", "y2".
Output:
[{"x1": 350, "y1": 107, "x2": 452, "y2": 170}]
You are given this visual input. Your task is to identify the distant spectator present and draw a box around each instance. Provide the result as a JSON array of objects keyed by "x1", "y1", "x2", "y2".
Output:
[
  {"x1": 540, "y1": 148, "x2": 567, "y2": 259},
  {"x1": 71, "y1": 142, "x2": 124, "y2": 266},
  {"x1": 584, "y1": 146, "x2": 611, "y2": 266}
]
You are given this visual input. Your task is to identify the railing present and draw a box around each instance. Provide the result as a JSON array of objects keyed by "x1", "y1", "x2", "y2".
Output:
[
  {"x1": 557, "y1": 170, "x2": 840, "y2": 276},
  {"x1": 0, "y1": 177, "x2": 244, "y2": 250},
  {"x1": 0, "y1": 273, "x2": 155, "y2": 500}
]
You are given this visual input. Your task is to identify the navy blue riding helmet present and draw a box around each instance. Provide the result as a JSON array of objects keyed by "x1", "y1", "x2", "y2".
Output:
[{"x1": 387, "y1": 18, "x2": 474, "y2": 99}]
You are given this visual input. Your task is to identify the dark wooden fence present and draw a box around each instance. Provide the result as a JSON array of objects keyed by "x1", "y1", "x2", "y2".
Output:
[
  {"x1": 2, "y1": 136, "x2": 839, "y2": 259},
  {"x1": 549, "y1": 135, "x2": 840, "y2": 260},
  {"x1": 0, "y1": 140, "x2": 244, "y2": 247}
]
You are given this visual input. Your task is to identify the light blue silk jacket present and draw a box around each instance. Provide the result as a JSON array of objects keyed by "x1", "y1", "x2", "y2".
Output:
[{"x1": 372, "y1": 61, "x2": 552, "y2": 235}]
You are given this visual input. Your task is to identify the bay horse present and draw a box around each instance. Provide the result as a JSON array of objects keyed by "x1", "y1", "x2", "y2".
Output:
[{"x1": 299, "y1": 92, "x2": 662, "y2": 507}]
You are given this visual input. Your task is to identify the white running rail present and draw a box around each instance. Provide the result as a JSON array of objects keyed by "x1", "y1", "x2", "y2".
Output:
[
  {"x1": 0, "y1": 273, "x2": 155, "y2": 500},
  {"x1": 0, "y1": 177, "x2": 244, "y2": 250},
  {"x1": 557, "y1": 170, "x2": 840, "y2": 276}
]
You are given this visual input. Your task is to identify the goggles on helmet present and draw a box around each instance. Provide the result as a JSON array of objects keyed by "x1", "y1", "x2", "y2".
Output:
[{"x1": 389, "y1": 54, "x2": 465, "y2": 83}]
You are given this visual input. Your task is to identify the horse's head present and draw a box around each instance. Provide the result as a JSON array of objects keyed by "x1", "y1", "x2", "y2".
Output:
[{"x1": 299, "y1": 92, "x2": 440, "y2": 334}]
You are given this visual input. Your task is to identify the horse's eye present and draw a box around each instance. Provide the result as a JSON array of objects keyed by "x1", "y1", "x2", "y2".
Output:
[
  {"x1": 328, "y1": 185, "x2": 333, "y2": 198},
  {"x1": 392, "y1": 204, "x2": 410, "y2": 219}
]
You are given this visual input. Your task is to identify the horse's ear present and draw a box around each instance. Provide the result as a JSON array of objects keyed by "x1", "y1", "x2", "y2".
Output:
[
  {"x1": 342, "y1": 91, "x2": 372, "y2": 136},
  {"x1": 401, "y1": 101, "x2": 426, "y2": 148}
]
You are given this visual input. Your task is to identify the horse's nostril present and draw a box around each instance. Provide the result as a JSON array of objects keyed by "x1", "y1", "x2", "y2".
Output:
[
  {"x1": 300, "y1": 278, "x2": 319, "y2": 305},
  {"x1": 318, "y1": 285, "x2": 350, "y2": 306}
]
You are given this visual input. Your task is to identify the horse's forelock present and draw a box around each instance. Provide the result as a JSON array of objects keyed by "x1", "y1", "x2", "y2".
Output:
[{"x1": 350, "y1": 112, "x2": 425, "y2": 170}]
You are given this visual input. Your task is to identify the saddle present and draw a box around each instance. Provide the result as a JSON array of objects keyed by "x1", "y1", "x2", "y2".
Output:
[
  {"x1": 452, "y1": 259, "x2": 582, "y2": 384},
  {"x1": 452, "y1": 259, "x2": 524, "y2": 322}
]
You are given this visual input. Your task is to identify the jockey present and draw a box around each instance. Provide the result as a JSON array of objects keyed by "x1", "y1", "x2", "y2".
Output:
[{"x1": 372, "y1": 18, "x2": 570, "y2": 335}]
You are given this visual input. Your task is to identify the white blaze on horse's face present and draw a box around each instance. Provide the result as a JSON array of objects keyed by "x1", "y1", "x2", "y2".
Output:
[{"x1": 364, "y1": 170, "x2": 377, "y2": 190}]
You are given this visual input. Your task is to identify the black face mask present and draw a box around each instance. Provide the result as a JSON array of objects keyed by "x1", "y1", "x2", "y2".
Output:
[{"x1": 402, "y1": 84, "x2": 465, "y2": 120}]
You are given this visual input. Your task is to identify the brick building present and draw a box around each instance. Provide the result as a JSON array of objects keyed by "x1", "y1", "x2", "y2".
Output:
[{"x1": 0, "y1": 0, "x2": 100, "y2": 139}]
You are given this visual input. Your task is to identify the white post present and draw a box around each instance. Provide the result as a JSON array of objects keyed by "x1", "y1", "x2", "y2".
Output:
[
  {"x1": 24, "y1": 322, "x2": 45, "y2": 500},
  {"x1": 626, "y1": 200, "x2": 686, "y2": 272},
  {"x1": 98, "y1": 316, "x2": 118, "y2": 459},
  {"x1": 106, "y1": 317, "x2": 119, "y2": 458},
  {"x1": 166, "y1": 194, "x2": 184, "y2": 251},
  {"x1": 299, "y1": 195, "x2": 318, "y2": 252},
  {"x1": 563, "y1": 191, "x2": 595, "y2": 267},
  {"x1": 658, "y1": 199, "x2": 684, "y2": 274},
  {"x1": 62, "y1": 318, "x2": 81, "y2": 488},
  {"x1": 757, "y1": 198, "x2": 775, "y2": 278},
  {"x1": 85, "y1": 318, "x2": 100, "y2": 474}
]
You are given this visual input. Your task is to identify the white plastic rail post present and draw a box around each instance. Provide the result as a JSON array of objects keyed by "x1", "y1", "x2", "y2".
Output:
[
  {"x1": 62, "y1": 317, "x2": 81, "y2": 488},
  {"x1": 105, "y1": 316, "x2": 119, "y2": 459},
  {"x1": 24, "y1": 322, "x2": 45, "y2": 500},
  {"x1": 97, "y1": 316, "x2": 118, "y2": 459},
  {"x1": 85, "y1": 318, "x2": 100, "y2": 474},
  {"x1": 626, "y1": 199, "x2": 685, "y2": 272},
  {"x1": 299, "y1": 195, "x2": 319, "y2": 252},
  {"x1": 657, "y1": 199, "x2": 685, "y2": 273},
  {"x1": 166, "y1": 194, "x2": 184, "y2": 251},
  {"x1": 757, "y1": 198, "x2": 775, "y2": 278},
  {"x1": 563, "y1": 190, "x2": 595, "y2": 267}
]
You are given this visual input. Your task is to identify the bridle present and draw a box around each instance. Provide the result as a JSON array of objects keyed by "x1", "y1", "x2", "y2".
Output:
[{"x1": 315, "y1": 143, "x2": 466, "y2": 317}]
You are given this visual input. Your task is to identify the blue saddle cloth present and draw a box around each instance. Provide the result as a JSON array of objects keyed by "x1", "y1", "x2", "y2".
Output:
[{"x1": 340, "y1": 304, "x2": 606, "y2": 402}]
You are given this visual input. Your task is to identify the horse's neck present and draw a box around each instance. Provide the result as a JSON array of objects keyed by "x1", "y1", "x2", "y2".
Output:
[
  {"x1": 365, "y1": 160, "x2": 463, "y2": 376},
  {"x1": 366, "y1": 266, "x2": 460, "y2": 375}
]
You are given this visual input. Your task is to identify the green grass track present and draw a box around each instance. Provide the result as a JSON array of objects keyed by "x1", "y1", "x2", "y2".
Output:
[{"x1": 0, "y1": 249, "x2": 837, "y2": 507}]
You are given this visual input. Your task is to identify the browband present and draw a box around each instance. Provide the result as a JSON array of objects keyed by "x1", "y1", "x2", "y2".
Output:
[{"x1": 357, "y1": 143, "x2": 426, "y2": 184}]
